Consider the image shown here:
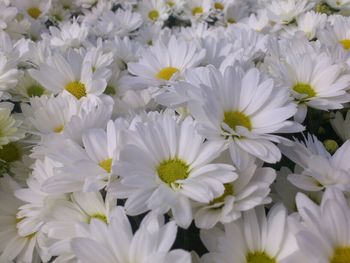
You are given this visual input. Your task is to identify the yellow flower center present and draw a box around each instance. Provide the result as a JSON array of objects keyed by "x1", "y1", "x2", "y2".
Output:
[
  {"x1": 65, "y1": 81, "x2": 87, "y2": 99},
  {"x1": 87, "y1": 213, "x2": 108, "y2": 224},
  {"x1": 340, "y1": 39, "x2": 350, "y2": 50},
  {"x1": 148, "y1": 10, "x2": 159, "y2": 21},
  {"x1": 156, "y1": 67, "x2": 179, "y2": 81},
  {"x1": 214, "y1": 2, "x2": 224, "y2": 10},
  {"x1": 27, "y1": 7, "x2": 41, "y2": 19},
  {"x1": 167, "y1": 1, "x2": 175, "y2": 7},
  {"x1": 157, "y1": 158, "x2": 189, "y2": 185},
  {"x1": 192, "y1": 6, "x2": 203, "y2": 15},
  {"x1": 54, "y1": 125, "x2": 64, "y2": 133},
  {"x1": 227, "y1": 18, "x2": 236, "y2": 24},
  {"x1": 223, "y1": 111, "x2": 252, "y2": 131},
  {"x1": 27, "y1": 85, "x2": 44, "y2": 97},
  {"x1": 99, "y1": 158, "x2": 112, "y2": 173},
  {"x1": 293, "y1": 83, "x2": 316, "y2": 99},
  {"x1": 209, "y1": 183, "x2": 234, "y2": 205},
  {"x1": 330, "y1": 247, "x2": 350, "y2": 263},
  {"x1": 0, "y1": 142, "x2": 21, "y2": 163},
  {"x1": 246, "y1": 252, "x2": 276, "y2": 263}
]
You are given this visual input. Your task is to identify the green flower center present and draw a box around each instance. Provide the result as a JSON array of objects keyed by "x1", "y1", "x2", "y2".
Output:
[
  {"x1": 99, "y1": 158, "x2": 112, "y2": 173},
  {"x1": 157, "y1": 158, "x2": 189, "y2": 185},
  {"x1": 340, "y1": 39, "x2": 350, "y2": 50},
  {"x1": 156, "y1": 67, "x2": 179, "y2": 81},
  {"x1": 27, "y1": 7, "x2": 41, "y2": 19},
  {"x1": 104, "y1": 85, "x2": 116, "y2": 96},
  {"x1": 293, "y1": 83, "x2": 316, "y2": 99},
  {"x1": 27, "y1": 85, "x2": 44, "y2": 97},
  {"x1": 192, "y1": 6, "x2": 203, "y2": 15},
  {"x1": 209, "y1": 183, "x2": 234, "y2": 205},
  {"x1": 87, "y1": 213, "x2": 108, "y2": 224},
  {"x1": 330, "y1": 247, "x2": 350, "y2": 263},
  {"x1": 0, "y1": 142, "x2": 22, "y2": 163},
  {"x1": 65, "y1": 81, "x2": 86, "y2": 99},
  {"x1": 246, "y1": 252, "x2": 276, "y2": 263},
  {"x1": 223, "y1": 111, "x2": 252, "y2": 131},
  {"x1": 148, "y1": 10, "x2": 159, "y2": 21}
]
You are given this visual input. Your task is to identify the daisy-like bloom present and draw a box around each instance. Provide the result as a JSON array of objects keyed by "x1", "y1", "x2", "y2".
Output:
[
  {"x1": 0, "y1": 102, "x2": 25, "y2": 147},
  {"x1": 285, "y1": 11, "x2": 328, "y2": 40},
  {"x1": 265, "y1": 46, "x2": 350, "y2": 122},
  {"x1": 138, "y1": 0, "x2": 169, "y2": 24},
  {"x1": 280, "y1": 134, "x2": 350, "y2": 193},
  {"x1": 92, "y1": 9, "x2": 143, "y2": 39},
  {"x1": 319, "y1": 15, "x2": 350, "y2": 51},
  {"x1": 0, "y1": 176, "x2": 48, "y2": 263},
  {"x1": 115, "y1": 112, "x2": 237, "y2": 228},
  {"x1": 71, "y1": 207, "x2": 191, "y2": 263},
  {"x1": 12, "y1": 0, "x2": 52, "y2": 20},
  {"x1": 42, "y1": 191, "x2": 117, "y2": 262},
  {"x1": 21, "y1": 94, "x2": 79, "y2": 136},
  {"x1": 266, "y1": 0, "x2": 315, "y2": 25},
  {"x1": 223, "y1": 1, "x2": 250, "y2": 25},
  {"x1": 245, "y1": 10, "x2": 270, "y2": 32},
  {"x1": 47, "y1": 18, "x2": 90, "y2": 50},
  {"x1": 183, "y1": 0, "x2": 212, "y2": 20},
  {"x1": 29, "y1": 49, "x2": 108, "y2": 100},
  {"x1": 188, "y1": 65, "x2": 302, "y2": 163},
  {"x1": 294, "y1": 188, "x2": 350, "y2": 263},
  {"x1": 10, "y1": 71, "x2": 49, "y2": 101},
  {"x1": 41, "y1": 120, "x2": 121, "y2": 193},
  {"x1": 127, "y1": 35, "x2": 205, "y2": 89},
  {"x1": 330, "y1": 109, "x2": 350, "y2": 141},
  {"x1": 194, "y1": 148, "x2": 276, "y2": 229},
  {"x1": 200, "y1": 204, "x2": 299, "y2": 263}
]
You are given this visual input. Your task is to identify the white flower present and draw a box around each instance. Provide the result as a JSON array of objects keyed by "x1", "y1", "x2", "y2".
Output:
[
  {"x1": 188, "y1": 65, "x2": 302, "y2": 163},
  {"x1": 42, "y1": 191, "x2": 116, "y2": 262},
  {"x1": 183, "y1": 0, "x2": 212, "y2": 20},
  {"x1": 0, "y1": 102, "x2": 25, "y2": 147},
  {"x1": 115, "y1": 112, "x2": 237, "y2": 228},
  {"x1": 71, "y1": 207, "x2": 191, "y2": 263},
  {"x1": 0, "y1": 175, "x2": 48, "y2": 263},
  {"x1": 47, "y1": 18, "x2": 90, "y2": 50},
  {"x1": 127, "y1": 35, "x2": 205, "y2": 89},
  {"x1": 266, "y1": 0, "x2": 314, "y2": 25},
  {"x1": 41, "y1": 120, "x2": 121, "y2": 193},
  {"x1": 294, "y1": 188, "x2": 350, "y2": 262},
  {"x1": 201, "y1": 204, "x2": 299, "y2": 263},
  {"x1": 12, "y1": 0, "x2": 52, "y2": 20},
  {"x1": 138, "y1": 0, "x2": 169, "y2": 24},
  {"x1": 319, "y1": 15, "x2": 350, "y2": 51},
  {"x1": 326, "y1": 0, "x2": 350, "y2": 11},
  {"x1": 280, "y1": 134, "x2": 350, "y2": 193},
  {"x1": 29, "y1": 50, "x2": 109, "y2": 100},
  {"x1": 331, "y1": 109, "x2": 350, "y2": 141},
  {"x1": 194, "y1": 148, "x2": 276, "y2": 229},
  {"x1": 265, "y1": 44, "x2": 350, "y2": 122}
]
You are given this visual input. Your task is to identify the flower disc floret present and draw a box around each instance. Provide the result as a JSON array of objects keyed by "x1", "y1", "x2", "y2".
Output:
[
  {"x1": 223, "y1": 111, "x2": 252, "y2": 131},
  {"x1": 157, "y1": 158, "x2": 189, "y2": 185},
  {"x1": 293, "y1": 83, "x2": 316, "y2": 99},
  {"x1": 246, "y1": 252, "x2": 276, "y2": 263},
  {"x1": 156, "y1": 67, "x2": 179, "y2": 81},
  {"x1": 27, "y1": 7, "x2": 41, "y2": 19},
  {"x1": 330, "y1": 247, "x2": 350, "y2": 263},
  {"x1": 65, "y1": 81, "x2": 87, "y2": 99}
]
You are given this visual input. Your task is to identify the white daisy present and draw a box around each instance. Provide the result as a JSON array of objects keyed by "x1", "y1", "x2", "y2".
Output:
[
  {"x1": 71, "y1": 207, "x2": 191, "y2": 263},
  {"x1": 200, "y1": 204, "x2": 299, "y2": 263},
  {"x1": 194, "y1": 148, "x2": 276, "y2": 229},
  {"x1": 294, "y1": 187, "x2": 350, "y2": 263},
  {"x1": 29, "y1": 50, "x2": 109, "y2": 100},
  {"x1": 12, "y1": 0, "x2": 52, "y2": 20},
  {"x1": 188, "y1": 65, "x2": 303, "y2": 163},
  {"x1": 330, "y1": 109, "x2": 350, "y2": 141},
  {"x1": 0, "y1": 102, "x2": 25, "y2": 147},
  {"x1": 127, "y1": 35, "x2": 205, "y2": 89},
  {"x1": 138, "y1": 0, "x2": 169, "y2": 24},
  {"x1": 115, "y1": 112, "x2": 237, "y2": 228},
  {"x1": 280, "y1": 134, "x2": 350, "y2": 193},
  {"x1": 319, "y1": 15, "x2": 350, "y2": 51}
]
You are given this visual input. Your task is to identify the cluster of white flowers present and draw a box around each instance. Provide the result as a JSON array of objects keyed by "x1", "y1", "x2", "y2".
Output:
[{"x1": 1, "y1": 0, "x2": 350, "y2": 262}]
